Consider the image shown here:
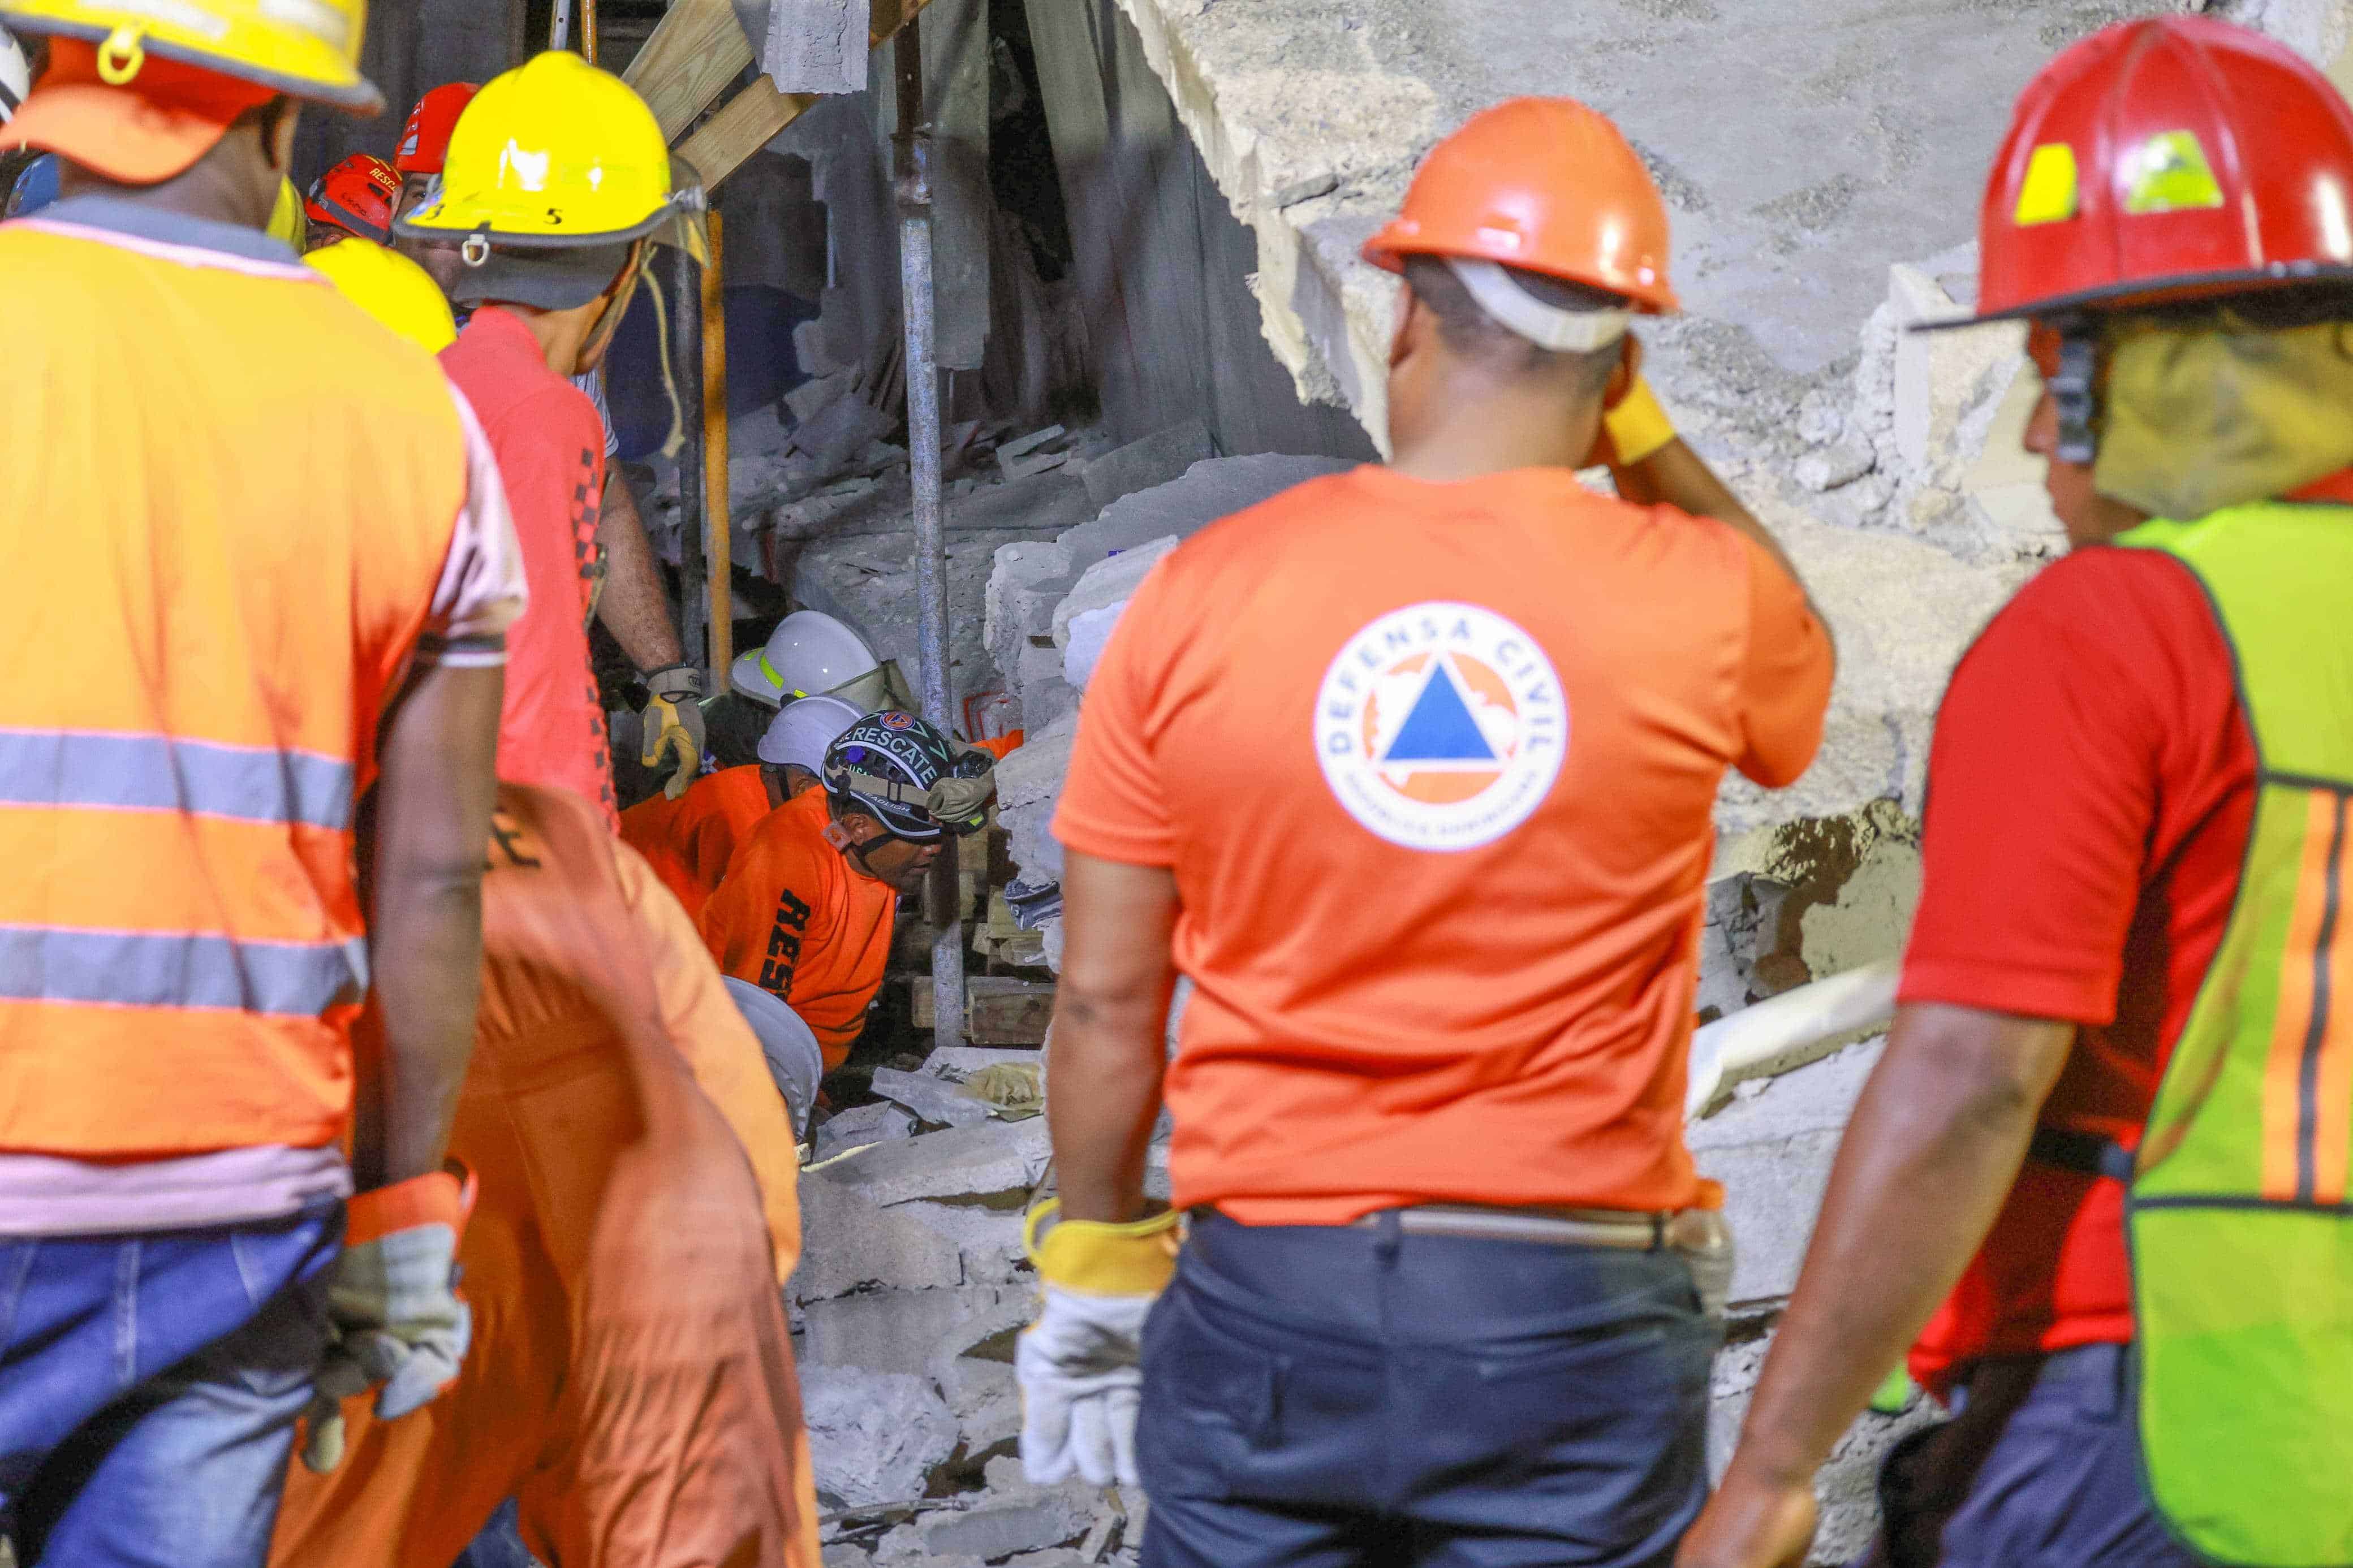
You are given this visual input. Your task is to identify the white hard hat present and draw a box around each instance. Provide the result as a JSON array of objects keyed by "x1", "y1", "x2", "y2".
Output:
[
  {"x1": 722, "y1": 977, "x2": 824, "y2": 1139},
  {"x1": 730, "y1": 610, "x2": 879, "y2": 707},
  {"x1": 1, "y1": 27, "x2": 28, "y2": 124},
  {"x1": 757, "y1": 692, "x2": 861, "y2": 772}
]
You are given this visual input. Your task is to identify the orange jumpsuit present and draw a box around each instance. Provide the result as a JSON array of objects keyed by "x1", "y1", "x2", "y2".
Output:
[
  {"x1": 272, "y1": 784, "x2": 818, "y2": 1568},
  {"x1": 697, "y1": 787, "x2": 897, "y2": 1070},
  {"x1": 618, "y1": 762, "x2": 775, "y2": 922}
]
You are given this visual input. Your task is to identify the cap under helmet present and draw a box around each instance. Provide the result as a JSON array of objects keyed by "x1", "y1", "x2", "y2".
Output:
[{"x1": 822, "y1": 712, "x2": 995, "y2": 842}]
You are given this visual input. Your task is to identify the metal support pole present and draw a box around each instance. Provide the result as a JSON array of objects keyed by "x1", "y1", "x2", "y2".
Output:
[
  {"x1": 896, "y1": 27, "x2": 964, "y2": 1051},
  {"x1": 580, "y1": 0, "x2": 599, "y2": 63},
  {"x1": 550, "y1": 0, "x2": 573, "y2": 51},
  {"x1": 669, "y1": 246, "x2": 709, "y2": 680},
  {"x1": 701, "y1": 210, "x2": 733, "y2": 685}
]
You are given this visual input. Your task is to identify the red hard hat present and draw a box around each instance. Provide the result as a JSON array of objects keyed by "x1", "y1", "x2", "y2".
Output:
[
  {"x1": 393, "y1": 80, "x2": 479, "y2": 176},
  {"x1": 303, "y1": 152, "x2": 398, "y2": 242},
  {"x1": 1975, "y1": 14, "x2": 2353, "y2": 321},
  {"x1": 1362, "y1": 97, "x2": 1677, "y2": 313}
]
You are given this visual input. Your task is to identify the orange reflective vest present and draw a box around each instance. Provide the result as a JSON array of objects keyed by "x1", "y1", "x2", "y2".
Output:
[{"x1": 0, "y1": 210, "x2": 470, "y2": 1156}]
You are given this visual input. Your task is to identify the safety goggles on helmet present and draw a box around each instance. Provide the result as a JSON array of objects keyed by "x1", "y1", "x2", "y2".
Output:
[{"x1": 822, "y1": 712, "x2": 997, "y2": 843}]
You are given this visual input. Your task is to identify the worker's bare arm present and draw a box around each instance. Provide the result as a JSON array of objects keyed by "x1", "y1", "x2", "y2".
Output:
[
  {"x1": 1678, "y1": 1003, "x2": 2075, "y2": 1568},
  {"x1": 1048, "y1": 851, "x2": 1180, "y2": 1225},
  {"x1": 596, "y1": 465, "x2": 688, "y2": 670},
  {"x1": 361, "y1": 661, "x2": 504, "y2": 1191}
]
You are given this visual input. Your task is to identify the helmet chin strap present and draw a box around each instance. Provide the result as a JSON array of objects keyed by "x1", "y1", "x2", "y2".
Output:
[
  {"x1": 2049, "y1": 315, "x2": 2102, "y2": 466},
  {"x1": 576, "y1": 239, "x2": 649, "y2": 374}
]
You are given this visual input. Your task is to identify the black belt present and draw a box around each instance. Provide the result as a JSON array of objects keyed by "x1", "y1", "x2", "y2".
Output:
[{"x1": 2027, "y1": 1127, "x2": 2136, "y2": 1183}]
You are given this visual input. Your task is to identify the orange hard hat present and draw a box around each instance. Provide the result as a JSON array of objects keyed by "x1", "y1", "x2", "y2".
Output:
[
  {"x1": 1362, "y1": 97, "x2": 1676, "y2": 314},
  {"x1": 1973, "y1": 15, "x2": 2353, "y2": 321},
  {"x1": 393, "y1": 79, "x2": 475, "y2": 175},
  {"x1": 3, "y1": 34, "x2": 273, "y2": 184},
  {"x1": 303, "y1": 151, "x2": 397, "y2": 242}
]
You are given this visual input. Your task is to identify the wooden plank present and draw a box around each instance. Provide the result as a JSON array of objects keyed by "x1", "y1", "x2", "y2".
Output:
[
  {"x1": 676, "y1": 0, "x2": 945, "y2": 192},
  {"x1": 967, "y1": 978, "x2": 1054, "y2": 1046},
  {"x1": 701, "y1": 210, "x2": 734, "y2": 683},
  {"x1": 622, "y1": 0, "x2": 753, "y2": 141},
  {"x1": 678, "y1": 77, "x2": 818, "y2": 189}
]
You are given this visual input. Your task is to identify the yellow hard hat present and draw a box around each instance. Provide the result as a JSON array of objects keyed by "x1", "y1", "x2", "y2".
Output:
[
  {"x1": 305, "y1": 236, "x2": 458, "y2": 354},
  {"x1": 0, "y1": 0, "x2": 378, "y2": 111},
  {"x1": 266, "y1": 176, "x2": 305, "y2": 248},
  {"x1": 394, "y1": 51, "x2": 693, "y2": 250}
]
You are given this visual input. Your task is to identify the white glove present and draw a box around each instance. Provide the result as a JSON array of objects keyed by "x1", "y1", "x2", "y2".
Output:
[
  {"x1": 301, "y1": 1169, "x2": 473, "y2": 1474},
  {"x1": 1016, "y1": 1284, "x2": 1155, "y2": 1487}
]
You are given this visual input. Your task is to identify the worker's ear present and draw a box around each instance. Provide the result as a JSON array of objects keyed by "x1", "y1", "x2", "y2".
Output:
[
  {"x1": 262, "y1": 96, "x2": 299, "y2": 174},
  {"x1": 1389, "y1": 284, "x2": 1430, "y2": 372}
]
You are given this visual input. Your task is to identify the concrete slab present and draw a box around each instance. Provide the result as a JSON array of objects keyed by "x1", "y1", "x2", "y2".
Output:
[{"x1": 1101, "y1": 0, "x2": 2200, "y2": 439}]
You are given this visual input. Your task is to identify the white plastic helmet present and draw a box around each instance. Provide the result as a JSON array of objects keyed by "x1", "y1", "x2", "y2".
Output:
[
  {"x1": 757, "y1": 692, "x2": 861, "y2": 774},
  {"x1": 730, "y1": 610, "x2": 879, "y2": 707},
  {"x1": 722, "y1": 977, "x2": 824, "y2": 1139},
  {"x1": 1, "y1": 26, "x2": 28, "y2": 124}
]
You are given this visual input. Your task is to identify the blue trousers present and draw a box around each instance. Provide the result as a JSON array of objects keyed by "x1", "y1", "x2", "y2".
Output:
[
  {"x1": 1137, "y1": 1211, "x2": 1716, "y2": 1568},
  {"x1": 0, "y1": 1206, "x2": 339, "y2": 1567},
  {"x1": 1927, "y1": 1345, "x2": 2199, "y2": 1568}
]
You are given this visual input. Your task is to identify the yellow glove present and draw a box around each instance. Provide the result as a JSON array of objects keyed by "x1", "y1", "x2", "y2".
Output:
[
  {"x1": 1603, "y1": 375, "x2": 1678, "y2": 466},
  {"x1": 639, "y1": 663, "x2": 707, "y2": 800},
  {"x1": 1018, "y1": 1200, "x2": 1181, "y2": 1487},
  {"x1": 1023, "y1": 1199, "x2": 1180, "y2": 1295}
]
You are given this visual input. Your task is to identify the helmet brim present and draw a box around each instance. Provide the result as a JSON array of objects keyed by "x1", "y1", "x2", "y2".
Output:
[
  {"x1": 0, "y1": 13, "x2": 381, "y2": 112},
  {"x1": 1912, "y1": 262, "x2": 2353, "y2": 332}
]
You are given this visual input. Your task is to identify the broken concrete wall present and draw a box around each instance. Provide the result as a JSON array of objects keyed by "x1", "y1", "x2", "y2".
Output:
[{"x1": 1019, "y1": 0, "x2": 1378, "y2": 462}]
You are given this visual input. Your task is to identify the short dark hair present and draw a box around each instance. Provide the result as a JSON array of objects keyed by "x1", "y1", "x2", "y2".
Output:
[{"x1": 1402, "y1": 253, "x2": 1626, "y2": 392}]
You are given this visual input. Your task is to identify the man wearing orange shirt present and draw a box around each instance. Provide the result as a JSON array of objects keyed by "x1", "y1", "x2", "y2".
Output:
[
  {"x1": 622, "y1": 694, "x2": 860, "y2": 921},
  {"x1": 1019, "y1": 98, "x2": 1834, "y2": 1567},
  {"x1": 700, "y1": 712, "x2": 994, "y2": 1072},
  {"x1": 273, "y1": 783, "x2": 818, "y2": 1568}
]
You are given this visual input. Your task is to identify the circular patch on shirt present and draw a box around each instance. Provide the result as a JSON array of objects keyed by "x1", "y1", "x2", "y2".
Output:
[{"x1": 1313, "y1": 602, "x2": 1568, "y2": 852}]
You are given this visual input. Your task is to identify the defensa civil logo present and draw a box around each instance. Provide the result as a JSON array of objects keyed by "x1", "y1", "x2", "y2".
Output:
[{"x1": 1314, "y1": 601, "x2": 1567, "y2": 851}]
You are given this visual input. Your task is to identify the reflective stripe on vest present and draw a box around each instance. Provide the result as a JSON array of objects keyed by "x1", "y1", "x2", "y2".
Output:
[
  {"x1": 0, "y1": 926, "x2": 368, "y2": 1016},
  {"x1": 0, "y1": 729, "x2": 355, "y2": 828},
  {"x1": 2114, "y1": 502, "x2": 2353, "y2": 1568}
]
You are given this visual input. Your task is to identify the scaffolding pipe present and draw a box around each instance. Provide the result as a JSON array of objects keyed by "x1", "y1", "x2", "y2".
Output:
[
  {"x1": 669, "y1": 247, "x2": 709, "y2": 680},
  {"x1": 701, "y1": 210, "x2": 733, "y2": 683},
  {"x1": 895, "y1": 27, "x2": 963, "y2": 1051}
]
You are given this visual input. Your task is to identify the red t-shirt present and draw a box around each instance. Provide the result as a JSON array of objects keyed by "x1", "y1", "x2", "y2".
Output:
[
  {"x1": 1901, "y1": 545, "x2": 2255, "y2": 1396},
  {"x1": 441, "y1": 308, "x2": 615, "y2": 829},
  {"x1": 1055, "y1": 465, "x2": 1834, "y2": 1224}
]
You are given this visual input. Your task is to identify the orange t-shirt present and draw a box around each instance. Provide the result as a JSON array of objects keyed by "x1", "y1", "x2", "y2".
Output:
[
  {"x1": 618, "y1": 764, "x2": 775, "y2": 922},
  {"x1": 1054, "y1": 465, "x2": 1834, "y2": 1224},
  {"x1": 697, "y1": 788, "x2": 897, "y2": 1069}
]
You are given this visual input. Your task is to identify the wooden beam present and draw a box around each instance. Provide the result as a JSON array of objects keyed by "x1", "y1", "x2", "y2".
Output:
[
  {"x1": 701, "y1": 210, "x2": 733, "y2": 683},
  {"x1": 678, "y1": 78, "x2": 817, "y2": 189},
  {"x1": 622, "y1": 0, "x2": 753, "y2": 140},
  {"x1": 676, "y1": 0, "x2": 943, "y2": 192}
]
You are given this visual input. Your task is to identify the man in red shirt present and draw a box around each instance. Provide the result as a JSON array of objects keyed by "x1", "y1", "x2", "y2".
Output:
[
  {"x1": 1018, "y1": 99, "x2": 1833, "y2": 1566},
  {"x1": 394, "y1": 54, "x2": 700, "y2": 828},
  {"x1": 1683, "y1": 18, "x2": 2353, "y2": 1568}
]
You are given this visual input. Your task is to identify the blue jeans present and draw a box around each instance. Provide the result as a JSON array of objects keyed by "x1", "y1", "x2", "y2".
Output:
[
  {"x1": 1931, "y1": 1345, "x2": 2199, "y2": 1568},
  {"x1": 0, "y1": 1205, "x2": 339, "y2": 1567},
  {"x1": 1137, "y1": 1211, "x2": 1717, "y2": 1568},
  {"x1": 452, "y1": 1498, "x2": 540, "y2": 1568}
]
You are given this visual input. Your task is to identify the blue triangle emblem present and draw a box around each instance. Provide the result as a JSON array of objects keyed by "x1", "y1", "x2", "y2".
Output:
[{"x1": 1382, "y1": 657, "x2": 1498, "y2": 763}]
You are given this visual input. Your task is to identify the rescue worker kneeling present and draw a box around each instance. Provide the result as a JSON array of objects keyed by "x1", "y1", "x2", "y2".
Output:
[
  {"x1": 270, "y1": 783, "x2": 819, "y2": 1568},
  {"x1": 699, "y1": 712, "x2": 996, "y2": 1074},
  {"x1": 622, "y1": 693, "x2": 862, "y2": 922}
]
